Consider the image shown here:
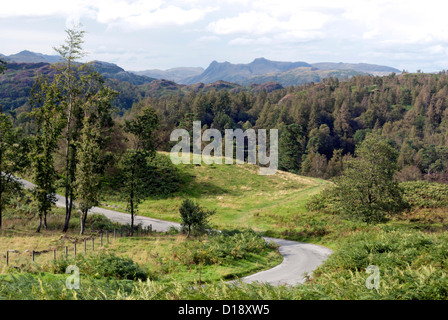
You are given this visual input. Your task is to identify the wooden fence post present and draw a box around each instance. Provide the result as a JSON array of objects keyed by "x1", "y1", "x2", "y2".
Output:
[
  {"x1": 6, "y1": 251, "x2": 9, "y2": 266},
  {"x1": 32, "y1": 250, "x2": 35, "y2": 262},
  {"x1": 65, "y1": 246, "x2": 68, "y2": 259},
  {"x1": 74, "y1": 243, "x2": 77, "y2": 258}
]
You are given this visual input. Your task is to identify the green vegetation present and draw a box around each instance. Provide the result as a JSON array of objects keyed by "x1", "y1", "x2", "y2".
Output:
[
  {"x1": 179, "y1": 199, "x2": 215, "y2": 237},
  {"x1": 315, "y1": 135, "x2": 408, "y2": 223}
]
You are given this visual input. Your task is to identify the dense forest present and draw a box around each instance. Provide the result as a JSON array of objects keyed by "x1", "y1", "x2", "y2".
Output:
[{"x1": 115, "y1": 70, "x2": 448, "y2": 183}]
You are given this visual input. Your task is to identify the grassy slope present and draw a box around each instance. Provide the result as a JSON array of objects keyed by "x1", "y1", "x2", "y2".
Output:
[{"x1": 100, "y1": 152, "x2": 329, "y2": 241}]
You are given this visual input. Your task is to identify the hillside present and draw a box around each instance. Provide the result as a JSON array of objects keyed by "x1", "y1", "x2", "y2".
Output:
[
  {"x1": 90, "y1": 61, "x2": 156, "y2": 85},
  {"x1": 101, "y1": 153, "x2": 329, "y2": 241}
]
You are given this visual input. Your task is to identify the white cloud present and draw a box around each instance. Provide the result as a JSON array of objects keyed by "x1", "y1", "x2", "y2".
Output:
[
  {"x1": 95, "y1": 1, "x2": 216, "y2": 29},
  {"x1": 1, "y1": 0, "x2": 215, "y2": 29},
  {"x1": 207, "y1": 9, "x2": 329, "y2": 40}
]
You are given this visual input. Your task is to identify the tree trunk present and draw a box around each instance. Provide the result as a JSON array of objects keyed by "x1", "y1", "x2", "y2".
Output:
[
  {"x1": 130, "y1": 173, "x2": 134, "y2": 236},
  {"x1": 80, "y1": 209, "x2": 88, "y2": 235},
  {"x1": 36, "y1": 215, "x2": 42, "y2": 233},
  {"x1": 43, "y1": 212, "x2": 48, "y2": 230},
  {"x1": 62, "y1": 189, "x2": 73, "y2": 232},
  {"x1": 130, "y1": 200, "x2": 134, "y2": 236}
]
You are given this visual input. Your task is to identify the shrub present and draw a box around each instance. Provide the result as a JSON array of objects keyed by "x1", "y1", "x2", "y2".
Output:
[
  {"x1": 52, "y1": 252, "x2": 148, "y2": 281},
  {"x1": 179, "y1": 199, "x2": 215, "y2": 237}
]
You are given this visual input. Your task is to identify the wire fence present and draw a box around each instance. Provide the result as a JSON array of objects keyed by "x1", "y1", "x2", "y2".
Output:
[{"x1": 0, "y1": 223, "x2": 154, "y2": 267}]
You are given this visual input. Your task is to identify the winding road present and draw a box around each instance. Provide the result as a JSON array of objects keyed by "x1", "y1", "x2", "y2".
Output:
[{"x1": 18, "y1": 177, "x2": 332, "y2": 286}]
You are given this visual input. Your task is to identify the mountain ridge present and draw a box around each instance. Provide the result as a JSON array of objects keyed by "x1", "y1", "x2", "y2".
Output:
[{"x1": 181, "y1": 57, "x2": 312, "y2": 84}]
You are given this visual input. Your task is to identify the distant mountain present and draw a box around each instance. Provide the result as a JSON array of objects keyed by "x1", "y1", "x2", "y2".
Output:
[
  {"x1": 0, "y1": 61, "x2": 281, "y2": 113},
  {"x1": 90, "y1": 61, "x2": 155, "y2": 85},
  {"x1": 310, "y1": 62, "x2": 401, "y2": 76},
  {"x1": 182, "y1": 58, "x2": 311, "y2": 84},
  {"x1": 5, "y1": 50, "x2": 62, "y2": 63},
  {"x1": 243, "y1": 67, "x2": 366, "y2": 87},
  {"x1": 132, "y1": 67, "x2": 204, "y2": 83}
]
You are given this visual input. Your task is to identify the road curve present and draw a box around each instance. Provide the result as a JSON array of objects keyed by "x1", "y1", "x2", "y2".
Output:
[{"x1": 17, "y1": 177, "x2": 332, "y2": 286}]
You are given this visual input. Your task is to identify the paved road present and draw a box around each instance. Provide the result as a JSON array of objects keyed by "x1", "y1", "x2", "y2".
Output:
[{"x1": 18, "y1": 177, "x2": 332, "y2": 286}]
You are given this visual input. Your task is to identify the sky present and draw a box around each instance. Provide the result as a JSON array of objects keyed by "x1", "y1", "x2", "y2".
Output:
[{"x1": 1, "y1": 0, "x2": 448, "y2": 72}]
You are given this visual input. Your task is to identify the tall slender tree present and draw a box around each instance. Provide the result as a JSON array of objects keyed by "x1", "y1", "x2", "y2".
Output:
[
  {"x1": 74, "y1": 84, "x2": 116, "y2": 235},
  {"x1": 29, "y1": 78, "x2": 65, "y2": 232},
  {"x1": 54, "y1": 26, "x2": 87, "y2": 232},
  {"x1": 119, "y1": 106, "x2": 159, "y2": 235},
  {"x1": 74, "y1": 117, "x2": 102, "y2": 235}
]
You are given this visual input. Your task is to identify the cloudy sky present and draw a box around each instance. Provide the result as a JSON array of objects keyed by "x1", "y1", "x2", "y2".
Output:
[{"x1": 1, "y1": 0, "x2": 448, "y2": 72}]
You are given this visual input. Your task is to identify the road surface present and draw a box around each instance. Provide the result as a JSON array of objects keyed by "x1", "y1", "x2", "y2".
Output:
[{"x1": 18, "y1": 177, "x2": 332, "y2": 286}]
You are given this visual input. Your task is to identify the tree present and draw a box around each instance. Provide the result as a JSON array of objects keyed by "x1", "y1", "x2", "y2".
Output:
[
  {"x1": 29, "y1": 78, "x2": 65, "y2": 232},
  {"x1": 119, "y1": 106, "x2": 159, "y2": 235},
  {"x1": 0, "y1": 114, "x2": 28, "y2": 228},
  {"x1": 279, "y1": 123, "x2": 303, "y2": 172},
  {"x1": 330, "y1": 135, "x2": 408, "y2": 223},
  {"x1": 0, "y1": 59, "x2": 30, "y2": 228},
  {"x1": 74, "y1": 116, "x2": 102, "y2": 235},
  {"x1": 179, "y1": 199, "x2": 215, "y2": 238}
]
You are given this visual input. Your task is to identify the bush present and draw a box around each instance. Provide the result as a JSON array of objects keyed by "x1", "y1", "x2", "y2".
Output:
[
  {"x1": 52, "y1": 252, "x2": 148, "y2": 281},
  {"x1": 86, "y1": 214, "x2": 118, "y2": 231},
  {"x1": 179, "y1": 199, "x2": 215, "y2": 237}
]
